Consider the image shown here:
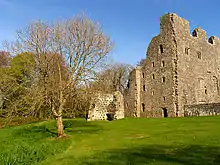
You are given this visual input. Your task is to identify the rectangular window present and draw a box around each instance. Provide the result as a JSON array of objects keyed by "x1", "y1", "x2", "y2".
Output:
[
  {"x1": 142, "y1": 73, "x2": 145, "y2": 78},
  {"x1": 197, "y1": 51, "x2": 201, "y2": 59},
  {"x1": 152, "y1": 62, "x2": 155, "y2": 67},
  {"x1": 160, "y1": 45, "x2": 164, "y2": 53},
  {"x1": 162, "y1": 61, "x2": 165, "y2": 67},
  {"x1": 143, "y1": 85, "x2": 145, "y2": 91},
  {"x1": 205, "y1": 86, "x2": 207, "y2": 95},
  {"x1": 152, "y1": 74, "x2": 155, "y2": 79},
  {"x1": 162, "y1": 77, "x2": 165, "y2": 82}
]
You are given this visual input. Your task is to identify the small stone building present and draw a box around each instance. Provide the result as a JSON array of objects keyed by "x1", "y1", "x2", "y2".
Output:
[
  {"x1": 87, "y1": 91, "x2": 124, "y2": 121},
  {"x1": 124, "y1": 13, "x2": 220, "y2": 118}
]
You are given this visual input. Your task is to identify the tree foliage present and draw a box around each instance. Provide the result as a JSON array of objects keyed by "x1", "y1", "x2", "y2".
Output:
[
  {"x1": 0, "y1": 52, "x2": 36, "y2": 118},
  {"x1": 2, "y1": 13, "x2": 113, "y2": 137}
]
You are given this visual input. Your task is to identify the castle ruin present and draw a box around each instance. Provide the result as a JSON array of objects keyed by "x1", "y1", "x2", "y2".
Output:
[
  {"x1": 124, "y1": 13, "x2": 220, "y2": 118},
  {"x1": 87, "y1": 91, "x2": 124, "y2": 121}
]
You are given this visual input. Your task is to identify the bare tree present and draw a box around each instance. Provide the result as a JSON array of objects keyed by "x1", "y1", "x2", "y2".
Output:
[
  {"x1": 91, "y1": 63, "x2": 133, "y2": 94},
  {"x1": 137, "y1": 58, "x2": 146, "y2": 67},
  {"x1": 11, "y1": 13, "x2": 113, "y2": 137},
  {"x1": 0, "y1": 51, "x2": 10, "y2": 68}
]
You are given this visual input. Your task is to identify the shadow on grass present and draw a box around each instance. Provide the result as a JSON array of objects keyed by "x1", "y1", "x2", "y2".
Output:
[
  {"x1": 12, "y1": 119, "x2": 102, "y2": 139},
  {"x1": 63, "y1": 119, "x2": 102, "y2": 135},
  {"x1": 0, "y1": 117, "x2": 43, "y2": 128},
  {"x1": 79, "y1": 145, "x2": 220, "y2": 165}
]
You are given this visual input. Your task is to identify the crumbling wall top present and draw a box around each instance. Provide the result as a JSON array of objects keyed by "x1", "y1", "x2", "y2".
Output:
[
  {"x1": 160, "y1": 13, "x2": 190, "y2": 36},
  {"x1": 192, "y1": 27, "x2": 207, "y2": 40},
  {"x1": 159, "y1": 13, "x2": 220, "y2": 46}
]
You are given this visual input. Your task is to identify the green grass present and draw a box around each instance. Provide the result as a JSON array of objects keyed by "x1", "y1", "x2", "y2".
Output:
[{"x1": 0, "y1": 116, "x2": 220, "y2": 165}]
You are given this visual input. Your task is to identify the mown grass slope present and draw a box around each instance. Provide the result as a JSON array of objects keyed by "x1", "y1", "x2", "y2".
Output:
[{"x1": 0, "y1": 116, "x2": 220, "y2": 165}]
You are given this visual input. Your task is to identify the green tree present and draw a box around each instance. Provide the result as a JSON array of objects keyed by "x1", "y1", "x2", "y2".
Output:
[{"x1": 0, "y1": 52, "x2": 36, "y2": 118}]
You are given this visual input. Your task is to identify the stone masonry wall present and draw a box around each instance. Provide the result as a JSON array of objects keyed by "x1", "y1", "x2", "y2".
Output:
[
  {"x1": 87, "y1": 91, "x2": 124, "y2": 121},
  {"x1": 125, "y1": 13, "x2": 177, "y2": 118},
  {"x1": 124, "y1": 13, "x2": 220, "y2": 118},
  {"x1": 124, "y1": 68, "x2": 141, "y2": 117},
  {"x1": 172, "y1": 13, "x2": 220, "y2": 116},
  {"x1": 184, "y1": 103, "x2": 220, "y2": 116},
  {"x1": 113, "y1": 91, "x2": 125, "y2": 119}
]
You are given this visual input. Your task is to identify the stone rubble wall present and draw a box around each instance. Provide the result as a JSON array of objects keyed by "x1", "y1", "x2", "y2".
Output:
[
  {"x1": 87, "y1": 91, "x2": 124, "y2": 121},
  {"x1": 184, "y1": 103, "x2": 220, "y2": 117},
  {"x1": 124, "y1": 68, "x2": 141, "y2": 117},
  {"x1": 124, "y1": 13, "x2": 220, "y2": 118},
  {"x1": 114, "y1": 91, "x2": 124, "y2": 119}
]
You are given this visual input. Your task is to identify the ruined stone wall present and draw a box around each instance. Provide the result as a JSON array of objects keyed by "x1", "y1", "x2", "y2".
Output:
[
  {"x1": 113, "y1": 91, "x2": 125, "y2": 119},
  {"x1": 87, "y1": 91, "x2": 124, "y2": 121},
  {"x1": 125, "y1": 13, "x2": 179, "y2": 118},
  {"x1": 125, "y1": 14, "x2": 179, "y2": 118},
  {"x1": 184, "y1": 103, "x2": 220, "y2": 116},
  {"x1": 124, "y1": 68, "x2": 141, "y2": 117},
  {"x1": 124, "y1": 13, "x2": 220, "y2": 118},
  {"x1": 171, "y1": 14, "x2": 220, "y2": 116}
]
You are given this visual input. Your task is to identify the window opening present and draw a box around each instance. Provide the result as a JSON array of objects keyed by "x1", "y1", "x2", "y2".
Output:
[{"x1": 160, "y1": 45, "x2": 164, "y2": 53}]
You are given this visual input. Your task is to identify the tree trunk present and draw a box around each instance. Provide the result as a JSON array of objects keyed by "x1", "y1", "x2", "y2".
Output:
[{"x1": 57, "y1": 115, "x2": 64, "y2": 137}]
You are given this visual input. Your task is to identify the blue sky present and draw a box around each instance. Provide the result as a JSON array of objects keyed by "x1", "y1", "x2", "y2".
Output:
[{"x1": 0, "y1": 0, "x2": 219, "y2": 65}]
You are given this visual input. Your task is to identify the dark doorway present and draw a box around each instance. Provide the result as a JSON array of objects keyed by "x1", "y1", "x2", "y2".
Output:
[
  {"x1": 106, "y1": 113, "x2": 114, "y2": 121},
  {"x1": 162, "y1": 108, "x2": 168, "y2": 117},
  {"x1": 85, "y1": 113, "x2": 89, "y2": 120},
  {"x1": 142, "y1": 103, "x2": 145, "y2": 112}
]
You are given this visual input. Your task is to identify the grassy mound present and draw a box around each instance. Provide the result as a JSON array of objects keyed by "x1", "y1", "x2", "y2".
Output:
[{"x1": 0, "y1": 116, "x2": 220, "y2": 165}]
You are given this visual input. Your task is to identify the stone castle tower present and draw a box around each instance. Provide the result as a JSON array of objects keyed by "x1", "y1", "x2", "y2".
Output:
[{"x1": 124, "y1": 13, "x2": 220, "y2": 118}]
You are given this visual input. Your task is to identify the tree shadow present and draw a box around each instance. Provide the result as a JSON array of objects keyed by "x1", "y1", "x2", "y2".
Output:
[
  {"x1": 12, "y1": 119, "x2": 102, "y2": 139},
  {"x1": 63, "y1": 119, "x2": 102, "y2": 135},
  {"x1": 79, "y1": 145, "x2": 220, "y2": 165}
]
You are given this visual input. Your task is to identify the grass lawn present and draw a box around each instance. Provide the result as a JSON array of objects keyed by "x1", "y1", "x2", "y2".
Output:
[{"x1": 0, "y1": 116, "x2": 220, "y2": 165}]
